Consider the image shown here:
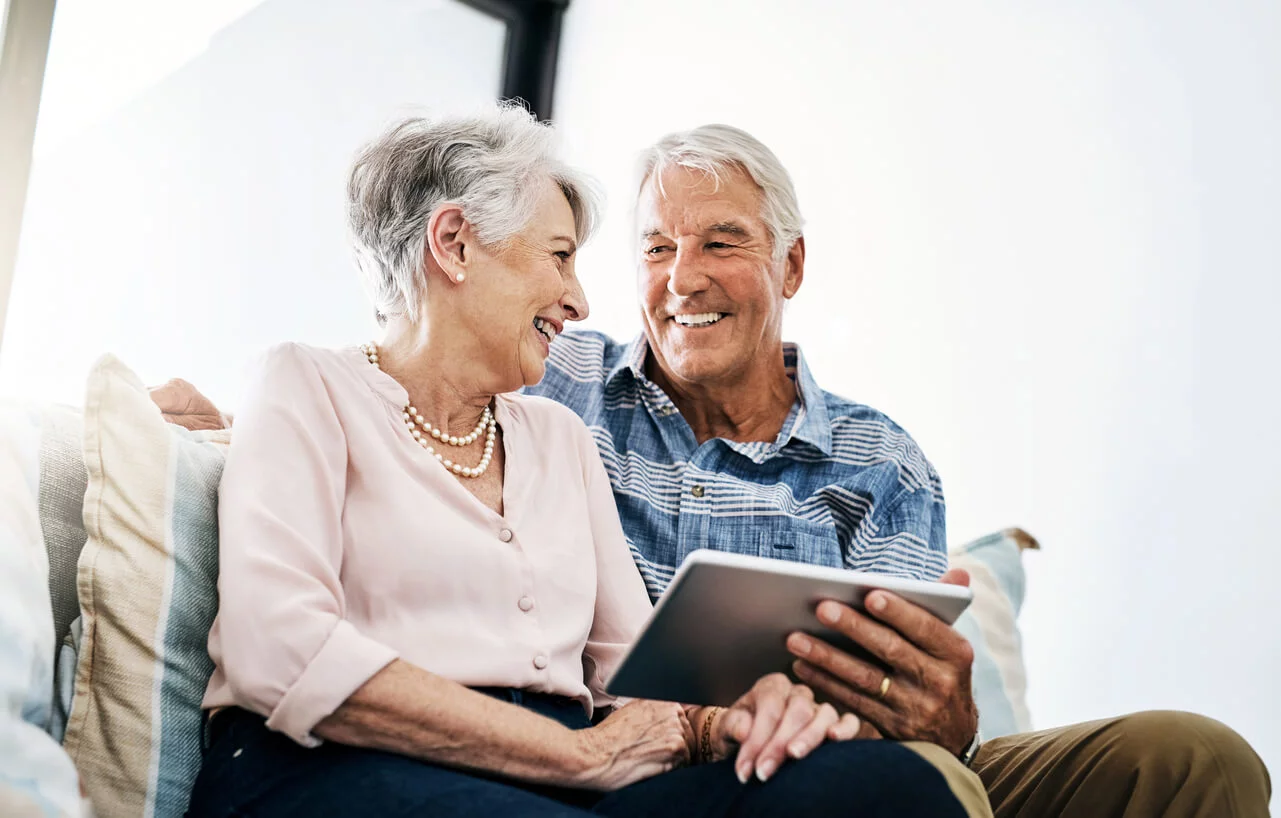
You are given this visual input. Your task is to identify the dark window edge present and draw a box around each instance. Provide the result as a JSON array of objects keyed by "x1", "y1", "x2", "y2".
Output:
[{"x1": 457, "y1": 0, "x2": 570, "y2": 120}]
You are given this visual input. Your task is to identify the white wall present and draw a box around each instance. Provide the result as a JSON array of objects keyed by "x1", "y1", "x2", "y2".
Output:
[
  {"x1": 4, "y1": 0, "x2": 1277, "y2": 794},
  {"x1": 1, "y1": 0, "x2": 504, "y2": 408},
  {"x1": 555, "y1": 0, "x2": 1281, "y2": 793}
]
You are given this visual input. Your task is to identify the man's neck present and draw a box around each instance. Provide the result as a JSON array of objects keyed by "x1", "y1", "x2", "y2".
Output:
[{"x1": 646, "y1": 349, "x2": 798, "y2": 446}]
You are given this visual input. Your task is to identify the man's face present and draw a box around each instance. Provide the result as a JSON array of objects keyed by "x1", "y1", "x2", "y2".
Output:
[{"x1": 637, "y1": 164, "x2": 803, "y2": 390}]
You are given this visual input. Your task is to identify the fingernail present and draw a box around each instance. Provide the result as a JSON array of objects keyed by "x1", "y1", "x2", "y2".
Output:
[
  {"x1": 787, "y1": 741, "x2": 806, "y2": 758},
  {"x1": 756, "y1": 759, "x2": 776, "y2": 782},
  {"x1": 736, "y1": 762, "x2": 750, "y2": 784},
  {"x1": 869, "y1": 593, "x2": 887, "y2": 612},
  {"x1": 788, "y1": 634, "x2": 811, "y2": 656},
  {"x1": 792, "y1": 661, "x2": 811, "y2": 680},
  {"x1": 817, "y1": 601, "x2": 840, "y2": 625}
]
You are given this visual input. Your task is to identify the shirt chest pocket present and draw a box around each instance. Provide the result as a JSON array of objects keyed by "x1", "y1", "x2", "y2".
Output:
[{"x1": 757, "y1": 519, "x2": 844, "y2": 570}]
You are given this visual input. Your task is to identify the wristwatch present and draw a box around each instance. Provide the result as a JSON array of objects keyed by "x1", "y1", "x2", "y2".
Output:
[{"x1": 959, "y1": 730, "x2": 982, "y2": 768}]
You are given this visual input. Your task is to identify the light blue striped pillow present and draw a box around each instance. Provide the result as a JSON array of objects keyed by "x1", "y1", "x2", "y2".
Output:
[
  {"x1": 63, "y1": 356, "x2": 229, "y2": 818},
  {"x1": 949, "y1": 529, "x2": 1037, "y2": 739}
]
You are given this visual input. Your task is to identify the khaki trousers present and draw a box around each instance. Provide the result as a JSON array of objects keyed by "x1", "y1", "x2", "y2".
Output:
[{"x1": 973, "y1": 711, "x2": 1272, "y2": 817}]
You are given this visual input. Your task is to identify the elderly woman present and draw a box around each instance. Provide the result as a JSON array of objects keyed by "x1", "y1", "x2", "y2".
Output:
[{"x1": 186, "y1": 106, "x2": 870, "y2": 818}]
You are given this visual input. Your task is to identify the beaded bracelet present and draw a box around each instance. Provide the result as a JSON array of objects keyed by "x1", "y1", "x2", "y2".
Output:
[{"x1": 699, "y1": 707, "x2": 723, "y2": 764}]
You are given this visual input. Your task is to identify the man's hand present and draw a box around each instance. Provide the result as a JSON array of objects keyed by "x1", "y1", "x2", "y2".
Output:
[
  {"x1": 785, "y1": 568, "x2": 978, "y2": 756},
  {"x1": 148, "y1": 379, "x2": 230, "y2": 430}
]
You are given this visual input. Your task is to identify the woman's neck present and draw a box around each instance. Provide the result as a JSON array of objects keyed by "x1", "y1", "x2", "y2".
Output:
[{"x1": 376, "y1": 317, "x2": 495, "y2": 436}]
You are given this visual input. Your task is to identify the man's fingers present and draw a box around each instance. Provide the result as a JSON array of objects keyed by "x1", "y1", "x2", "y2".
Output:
[
  {"x1": 939, "y1": 567, "x2": 971, "y2": 588},
  {"x1": 793, "y1": 659, "x2": 901, "y2": 738},
  {"x1": 753, "y1": 690, "x2": 820, "y2": 781},
  {"x1": 859, "y1": 591, "x2": 972, "y2": 663},
  {"x1": 786, "y1": 630, "x2": 898, "y2": 700},
  {"x1": 148, "y1": 379, "x2": 227, "y2": 430},
  {"x1": 148, "y1": 379, "x2": 203, "y2": 413},
  {"x1": 816, "y1": 598, "x2": 949, "y2": 669}
]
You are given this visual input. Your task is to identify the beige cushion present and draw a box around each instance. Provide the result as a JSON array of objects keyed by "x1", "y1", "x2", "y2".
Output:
[{"x1": 62, "y1": 356, "x2": 229, "y2": 818}]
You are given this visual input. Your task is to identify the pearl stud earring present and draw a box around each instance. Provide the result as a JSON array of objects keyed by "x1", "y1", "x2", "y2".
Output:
[{"x1": 455, "y1": 273, "x2": 466, "y2": 282}]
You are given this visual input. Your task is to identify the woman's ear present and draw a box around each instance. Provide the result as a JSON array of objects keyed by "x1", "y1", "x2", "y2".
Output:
[{"x1": 425, "y1": 203, "x2": 470, "y2": 282}]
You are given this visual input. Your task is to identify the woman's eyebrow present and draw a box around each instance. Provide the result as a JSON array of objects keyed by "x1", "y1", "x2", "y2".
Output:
[{"x1": 549, "y1": 235, "x2": 578, "y2": 252}]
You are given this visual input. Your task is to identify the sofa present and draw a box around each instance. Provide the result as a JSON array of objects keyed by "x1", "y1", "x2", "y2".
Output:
[{"x1": 0, "y1": 354, "x2": 1038, "y2": 817}]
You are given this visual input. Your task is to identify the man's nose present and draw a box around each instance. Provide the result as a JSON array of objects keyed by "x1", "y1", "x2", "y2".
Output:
[{"x1": 667, "y1": 246, "x2": 710, "y2": 297}]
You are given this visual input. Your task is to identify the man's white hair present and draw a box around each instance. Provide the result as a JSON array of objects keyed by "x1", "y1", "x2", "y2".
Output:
[
  {"x1": 637, "y1": 124, "x2": 804, "y2": 264},
  {"x1": 348, "y1": 102, "x2": 601, "y2": 323}
]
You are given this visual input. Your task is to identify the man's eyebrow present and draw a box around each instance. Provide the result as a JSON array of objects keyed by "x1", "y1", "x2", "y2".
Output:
[
  {"x1": 708, "y1": 222, "x2": 749, "y2": 236},
  {"x1": 640, "y1": 224, "x2": 749, "y2": 240}
]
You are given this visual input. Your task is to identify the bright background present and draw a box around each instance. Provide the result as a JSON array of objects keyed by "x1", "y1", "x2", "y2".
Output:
[{"x1": 4, "y1": 0, "x2": 1279, "y2": 797}]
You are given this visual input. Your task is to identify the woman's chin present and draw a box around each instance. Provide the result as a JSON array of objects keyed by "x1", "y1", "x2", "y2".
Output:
[{"x1": 520, "y1": 359, "x2": 548, "y2": 388}]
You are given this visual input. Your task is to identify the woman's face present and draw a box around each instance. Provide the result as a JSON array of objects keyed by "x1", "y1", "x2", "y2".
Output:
[{"x1": 462, "y1": 178, "x2": 589, "y2": 390}]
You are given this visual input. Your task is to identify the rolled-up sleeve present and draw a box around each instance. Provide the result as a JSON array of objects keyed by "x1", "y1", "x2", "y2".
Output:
[
  {"x1": 212, "y1": 344, "x2": 397, "y2": 746},
  {"x1": 575, "y1": 426, "x2": 653, "y2": 710}
]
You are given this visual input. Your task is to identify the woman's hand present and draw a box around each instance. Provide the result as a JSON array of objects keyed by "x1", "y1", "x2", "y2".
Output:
[
  {"x1": 571, "y1": 700, "x2": 693, "y2": 791},
  {"x1": 701, "y1": 673, "x2": 861, "y2": 783}
]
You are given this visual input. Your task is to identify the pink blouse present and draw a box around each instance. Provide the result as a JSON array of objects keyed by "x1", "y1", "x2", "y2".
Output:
[{"x1": 202, "y1": 343, "x2": 654, "y2": 747}]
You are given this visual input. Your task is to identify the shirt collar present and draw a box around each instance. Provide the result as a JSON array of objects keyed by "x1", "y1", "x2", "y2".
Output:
[
  {"x1": 783, "y1": 343, "x2": 832, "y2": 455},
  {"x1": 608, "y1": 335, "x2": 833, "y2": 456},
  {"x1": 606, "y1": 333, "x2": 650, "y2": 386}
]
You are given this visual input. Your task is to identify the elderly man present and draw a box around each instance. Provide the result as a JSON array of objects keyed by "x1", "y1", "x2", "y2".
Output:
[
  {"x1": 157, "y1": 124, "x2": 1270, "y2": 816},
  {"x1": 523, "y1": 124, "x2": 1271, "y2": 817}
]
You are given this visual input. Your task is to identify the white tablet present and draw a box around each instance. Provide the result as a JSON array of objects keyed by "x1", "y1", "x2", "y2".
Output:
[{"x1": 604, "y1": 549, "x2": 973, "y2": 706}]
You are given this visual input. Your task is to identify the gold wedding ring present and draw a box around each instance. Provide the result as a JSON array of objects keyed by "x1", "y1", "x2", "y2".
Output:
[{"x1": 877, "y1": 675, "x2": 893, "y2": 699}]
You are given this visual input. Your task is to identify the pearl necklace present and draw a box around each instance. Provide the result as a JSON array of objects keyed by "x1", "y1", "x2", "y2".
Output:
[{"x1": 361, "y1": 343, "x2": 497, "y2": 479}]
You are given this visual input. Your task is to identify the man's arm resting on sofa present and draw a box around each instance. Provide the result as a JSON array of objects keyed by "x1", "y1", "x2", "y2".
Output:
[{"x1": 149, "y1": 379, "x2": 232, "y2": 430}]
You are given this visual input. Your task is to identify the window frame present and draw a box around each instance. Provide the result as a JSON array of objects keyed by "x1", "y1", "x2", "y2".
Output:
[{"x1": 457, "y1": 0, "x2": 570, "y2": 120}]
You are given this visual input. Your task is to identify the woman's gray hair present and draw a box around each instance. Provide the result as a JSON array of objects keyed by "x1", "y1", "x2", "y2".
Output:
[
  {"x1": 348, "y1": 103, "x2": 601, "y2": 323},
  {"x1": 637, "y1": 124, "x2": 803, "y2": 264}
]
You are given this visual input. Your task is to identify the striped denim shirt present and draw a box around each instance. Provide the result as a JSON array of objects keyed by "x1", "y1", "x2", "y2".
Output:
[{"x1": 524, "y1": 331, "x2": 948, "y2": 602}]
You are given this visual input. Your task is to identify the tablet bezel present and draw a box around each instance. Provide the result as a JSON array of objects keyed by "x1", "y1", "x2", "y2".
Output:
[{"x1": 604, "y1": 549, "x2": 973, "y2": 706}]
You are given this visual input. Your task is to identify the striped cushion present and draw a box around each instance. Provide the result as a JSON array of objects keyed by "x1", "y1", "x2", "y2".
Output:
[
  {"x1": 62, "y1": 356, "x2": 229, "y2": 818},
  {"x1": 37, "y1": 405, "x2": 90, "y2": 662},
  {"x1": 949, "y1": 530, "x2": 1037, "y2": 738},
  {"x1": 0, "y1": 402, "x2": 84, "y2": 817}
]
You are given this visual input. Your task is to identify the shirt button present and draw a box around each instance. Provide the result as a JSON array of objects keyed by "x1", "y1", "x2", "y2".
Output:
[
  {"x1": 690, "y1": 485, "x2": 705, "y2": 498},
  {"x1": 499, "y1": 529, "x2": 513, "y2": 542},
  {"x1": 533, "y1": 654, "x2": 549, "y2": 670},
  {"x1": 518, "y1": 596, "x2": 535, "y2": 612}
]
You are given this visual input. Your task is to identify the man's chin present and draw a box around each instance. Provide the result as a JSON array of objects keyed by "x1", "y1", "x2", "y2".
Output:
[{"x1": 652, "y1": 347, "x2": 735, "y2": 386}]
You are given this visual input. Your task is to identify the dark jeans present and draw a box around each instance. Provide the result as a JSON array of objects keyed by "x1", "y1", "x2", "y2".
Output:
[{"x1": 185, "y1": 689, "x2": 967, "y2": 817}]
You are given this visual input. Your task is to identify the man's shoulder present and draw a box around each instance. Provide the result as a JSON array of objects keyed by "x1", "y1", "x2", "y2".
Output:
[
  {"x1": 528, "y1": 330, "x2": 631, "y2": 408},
  {"x1": 810, "y1": 386, "x2": 940, "y2": 492},
  {"x1": 820, "y1": 389, "x2": 913, "y2": 440},
  {"x1": 546, "y1": 330, "x2": 630, "y2": 377}
]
